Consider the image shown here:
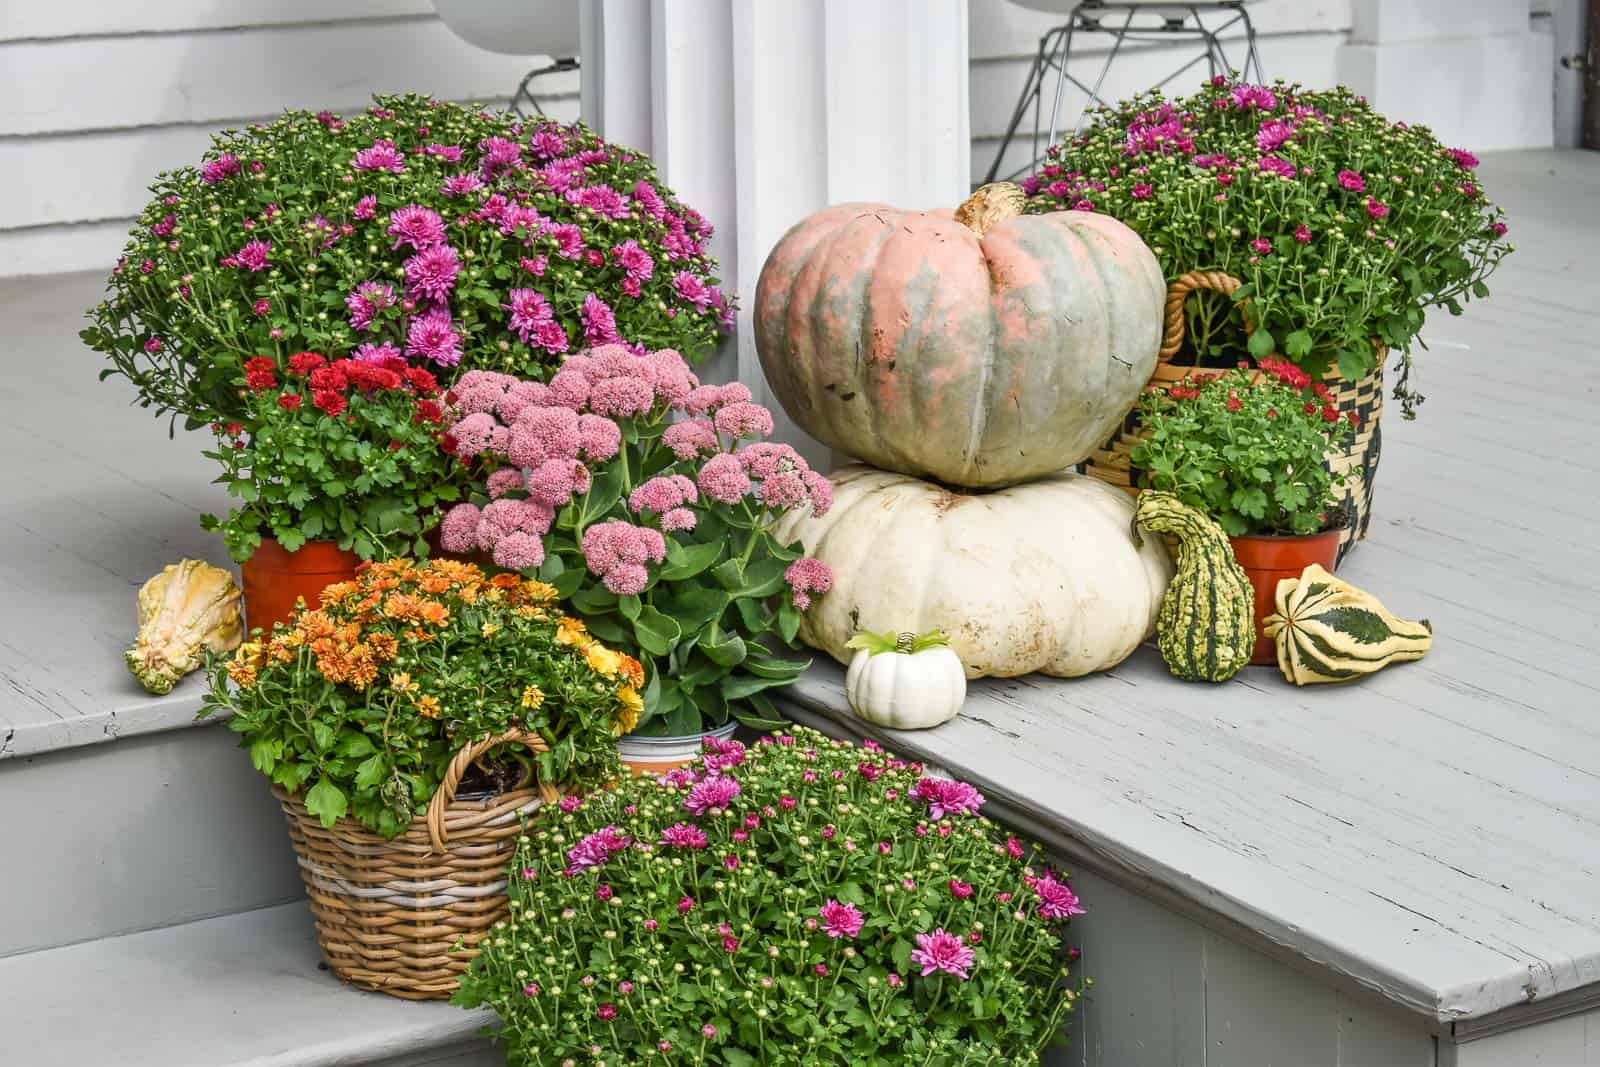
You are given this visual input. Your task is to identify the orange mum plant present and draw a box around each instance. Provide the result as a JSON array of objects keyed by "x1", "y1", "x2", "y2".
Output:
[{"x1": 203, "y1": 558, "x2": 640, "y2": 836}]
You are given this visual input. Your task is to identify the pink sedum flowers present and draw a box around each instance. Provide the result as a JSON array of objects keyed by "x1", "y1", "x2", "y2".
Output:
[
  {"x1": 456, "y1": 727, "x2": 1086, "y2": 1064},
  {"x1": 436, "y1": 344, "x2": 833, "y2": 736}
]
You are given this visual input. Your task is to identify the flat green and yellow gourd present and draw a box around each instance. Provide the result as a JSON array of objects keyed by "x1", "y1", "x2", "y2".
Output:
[
  {"x1": 1264, "y1": 564, "x2": 1432, "y2": 685},
  {"x1": 1131, "y1": 491, "x2": 1254, "y2": 682},
  {"x1": 126, "y1": 559, "x2": 244, "y2": 694}
]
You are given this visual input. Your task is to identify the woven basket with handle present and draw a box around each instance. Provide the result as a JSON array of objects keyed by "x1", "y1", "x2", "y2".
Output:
[
  {"x1": 274, "y1": 728, "x2": 558, "y2": 1000},
  {"x1": 1082, "y1": 270, "x2": 1385, "y2": 560}
]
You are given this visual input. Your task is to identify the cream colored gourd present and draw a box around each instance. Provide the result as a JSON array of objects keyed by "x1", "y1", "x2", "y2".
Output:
[
  {"x1": 126, "y1": 559, "x2": 245, "y2": 694},
  {"x1": 1264, "y1": 564, "x2": 1432, "y2": 685},
  {"x1": 844, "y1": 630, "x2": 967, "y2": 730},
  {"x1": 773, "y1": 466, "x2": 1173, "y2": 679}
]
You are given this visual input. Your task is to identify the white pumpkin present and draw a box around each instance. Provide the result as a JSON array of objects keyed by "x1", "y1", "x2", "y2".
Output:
[
  {"x1": 844, "y1": 630, "x2": 968, "y2": 730},
  {"x1": 774, "y1": 465, "x2": 1173, "y2": 679}
]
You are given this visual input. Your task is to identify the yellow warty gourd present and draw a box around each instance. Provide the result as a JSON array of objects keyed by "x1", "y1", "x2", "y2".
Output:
[
  {"x1": 125, "y1": 560, "x2": 245, "y2": 694},
  {"x1": 1263, "y1": 564, "x2": 1432, "y2": 685}
]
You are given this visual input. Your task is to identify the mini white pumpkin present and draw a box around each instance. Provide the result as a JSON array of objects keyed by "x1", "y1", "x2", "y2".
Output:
[{"x1": 844, "y1": 630, "x2": 967, "y2": 731}]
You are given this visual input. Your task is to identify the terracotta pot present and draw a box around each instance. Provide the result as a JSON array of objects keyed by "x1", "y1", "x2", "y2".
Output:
[
  {"x1": 616, "y1": 722, "x2": 738, "y2": 776},
  {"x1": 1229, "y1": 529, "x2": 1342, "y2": 666},
  {"x1": 240, "y1": 539, "x2": 362, "y2": 635}
]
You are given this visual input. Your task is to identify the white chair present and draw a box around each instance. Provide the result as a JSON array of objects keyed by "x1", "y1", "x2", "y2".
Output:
[
  {"x1": 984, "y1": 0, "x2": 1266, "y2": 182},
  {"x1": 432, "y1": 0, "x2": 582, "y2": 115}
]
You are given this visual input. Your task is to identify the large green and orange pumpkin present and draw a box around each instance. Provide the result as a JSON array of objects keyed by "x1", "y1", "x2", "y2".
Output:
[{"x1": 754, "y1": 183, "x2": 1166, "y2": 488}]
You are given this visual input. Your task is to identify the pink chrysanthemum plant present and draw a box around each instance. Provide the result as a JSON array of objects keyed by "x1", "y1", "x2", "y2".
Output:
[
  {"x1": 84, "y1": 93, "x2": 733, "y2": 431},
  {"x1": 456, "y1": 727, "x2": 1085, "y2": 1063},
  {"x1": 1027, "y1": 78, "x2": 1512, "y2": 416},
  {"x1": 435, "y1": 344, "x2": 834, "y2": 735}
]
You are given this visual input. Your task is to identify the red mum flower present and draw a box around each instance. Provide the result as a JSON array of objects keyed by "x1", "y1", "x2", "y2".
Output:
[
  {"x1": 414, "y1": 398, "x2": 444, "y2": 424},
  {"x1": 277, "y1": 393, "x2": 302, "y2": 411},
  {"x1": 287, "y1": 351, "x2": 326, "y2": 376},
  {"x1": 313, "y1": 390, "x2": 347, "y2": 416},
  {"x1": 308, "y1": 366, "x2": 349, "y2": 393},
  {"x1": 404, "y1": 367, "x2": 439, "y2": 393}
]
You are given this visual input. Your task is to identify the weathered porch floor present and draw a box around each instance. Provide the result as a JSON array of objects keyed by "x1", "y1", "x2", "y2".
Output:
[{"x1": 779, "y1": 148, "x2": 1600, "y2": 1050}]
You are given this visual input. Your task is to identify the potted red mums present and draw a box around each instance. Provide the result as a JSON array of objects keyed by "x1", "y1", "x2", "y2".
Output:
[
  {"x1": 436, "y1": 344, "x2": 835, "y2": 753},
  {"x1": 1130, "y1": 359, "x2": 1357, "y2": 663},
  {"x1": 203, "y1": 350, "x2": 464, "y2": 632},
  {"x1": 455, "y1": 728, "x2": 1086, "y2": 1062}
]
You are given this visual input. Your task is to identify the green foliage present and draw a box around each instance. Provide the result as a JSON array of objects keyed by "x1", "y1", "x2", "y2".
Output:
[
  {"x1": 1130, "y1": 365, "x2": 1355, "y2": 536},
  {"x1": 455, "y1": 727, "x2": 1083, "y2": 1064},
  {"x1": 1028, "y1": 79, "x2": 1512, "y2": 418},
  {"x1": 201, "y1": 560, "x2": 628, "y2": 837}
]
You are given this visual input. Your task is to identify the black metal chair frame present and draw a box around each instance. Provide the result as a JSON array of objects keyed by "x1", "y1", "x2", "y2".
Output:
[
  {"x1": 509, "y1": 56, "x2": 581, "y2": 118},
  {"x1": 983, "y1": 0, "x2": 1264, "y2": 183}
]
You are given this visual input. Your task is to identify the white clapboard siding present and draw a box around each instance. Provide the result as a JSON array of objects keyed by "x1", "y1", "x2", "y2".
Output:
[
  {"x1": 0, "y1": 82, "x2": 580, "y2": 232},
  {"x1": 0, "y1": 21, "x2": 569, "y2": 135},
  {"x1": 0, "y1": 93, "x2": 579, "y2": 279},
  {"x1": 0, "y1": 3, "x2": 582, "y2": 279},
  {"x1": 0, "y1": 2, "x2": 435, "y2": 42}
]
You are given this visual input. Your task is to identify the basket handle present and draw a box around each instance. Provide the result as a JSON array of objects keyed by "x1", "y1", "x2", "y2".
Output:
[
  {"x1": 1158, "y1": 270, "x2": 1256, "y2": 365},
  {"x1": 426, "y1": 728, "x2": 559, "y2": 853}
]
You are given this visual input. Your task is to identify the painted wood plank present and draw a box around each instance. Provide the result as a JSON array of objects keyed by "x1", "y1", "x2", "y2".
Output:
[
  {"x1": 1069, "y1": 868, "x2": 1207, "y2": 1067},
  {"x1": 1441, "y1": 1005, "x2": 1600, "y2": 1066},
  {"x1": 0, "y1": 220, "x2": 133, "y2": 278},
  {"x1": 0, "y1": 21, "x2": 558, "y2": 135},
  {"x1": 1204, "y1": 931, "x2": 1341, "y2": 1066},
  {"x1": 0, "y1": 1, "x2": 434, "y2": 43}
]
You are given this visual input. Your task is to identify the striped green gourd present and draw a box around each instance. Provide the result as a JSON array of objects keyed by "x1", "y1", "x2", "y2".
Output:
[
  {"x1": 1130, "y1": 491, "x2": 1254, "y2": 682},
  {"x1": 1263, "y1": 564, "x2": 1432, "y2": 684}
]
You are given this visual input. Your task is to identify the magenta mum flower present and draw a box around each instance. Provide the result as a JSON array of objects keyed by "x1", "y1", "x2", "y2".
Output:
[
  {"x1": 1031, "y1": 872, "x2": 1087, "y2": 920},
  {"x1": 684, "y1": 775, "x2": 741, "y2": 816},
  {"x1": 581, "y1": 293, "x2": 620, "y2": 347},
  {"x1": 503, "y1": 288, "x2": 555, "y2": 345},
  {"x1": 564, "y1": 825, "x2": 630, "y2": 875},
  {"x1": 910, "y1": 928, "x2": 976, "y2": 979},
  {"x1": 387, "y1": 204, "x2": 447, "y2": 251},
  {"x1": 1337, "y1": 169, "x2": 1366, "y2": 193},
  {"x1": 659, "y1": 823, "x2": 709, "y2": 850},
  {"x1": 406, "y1": 307, "x2": 462, "y2": 366},
  {"x1": 352, "y1": 139, "x2": 406, "y2": 173},
  {"x1": 913, "y1": 776, "x2": 985, "y2": 819},
  {"x1": 201, "y1": 154, "x2": 242, "y2": 184},
  {"x1": 1255, "y1": 120, "x2": 1296, "y2": 153},
  {"x1": 404, "y1": 244, "x2": 461, "y2": 302},
  {"x1": 818, "y1": 899, "x2": 864, "y2": 939},
  {"x1": 220, "y1": 240, "x2": 271, "y2": 272},
  {"x1": 612, "y1": 239, "x2": 655, "y2": 282}
]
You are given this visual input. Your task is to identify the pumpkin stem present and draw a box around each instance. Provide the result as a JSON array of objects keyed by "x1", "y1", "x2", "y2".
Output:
[
  {"x1": 954, "y1": 182, "x2": 1027, "y2": 237},
  {"x1": 895, "y1": 632, "x2": 917, "y2": 654}
]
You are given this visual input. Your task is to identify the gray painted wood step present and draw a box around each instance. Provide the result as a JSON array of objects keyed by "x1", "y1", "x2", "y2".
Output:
[
  {"x1": 0, "y1": 721, "x2": 303, "y2": 958},
  {"x1": 0, "y1": 902, "x2": 500, "y2": 1067}
]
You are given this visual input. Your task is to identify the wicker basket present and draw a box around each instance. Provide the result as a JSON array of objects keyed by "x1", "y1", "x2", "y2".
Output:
[
  {"x1": 274, "y1": 728, "x2": 558, "y2": 1000},
  {"x1": 1082, "y1": 270, "x2": 1385, "y2": 560}
]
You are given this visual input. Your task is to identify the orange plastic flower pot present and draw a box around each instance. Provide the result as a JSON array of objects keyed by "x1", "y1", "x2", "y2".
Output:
[
  {"x1": 240, "y1": 538, "x2": 362, "y2": 635},
  {"x1": 1229, "y1": 529, "x2": 1342, "y2": 666}
]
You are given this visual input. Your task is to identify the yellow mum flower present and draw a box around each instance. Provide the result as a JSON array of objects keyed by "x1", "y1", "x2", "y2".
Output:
[
  {"x1": 613, "y1": 686, "x2": 643, "y2": 736},
  {"x1": 521, "y1": 685, "x2": 545, "y2": 710},
  {"x1": 556, "y1": 617, "x2": 588, "y2": 647},
  {"x1": 482, "y1": 621, "x2": 502, "y2": 638},
  {"x1": 584, "y1": 641, "x2": 623, "y2": 677},
  {"x1": 225, "y1": 640, "x2": 263, "y2": 688},
  {"x1": 390, "y1": 671, "x2": 417, "y2": 694},
  {"x1": 416, "y1": 694, "x2": 441, "y2": 719}
]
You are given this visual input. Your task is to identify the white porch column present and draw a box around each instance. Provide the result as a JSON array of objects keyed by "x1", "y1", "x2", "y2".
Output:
[
  {"x1": 1335, "y1": 0, "x2": 1553, "y2": 150},
  {"x1": 581, "y1": 0, "x2": 970, "y2": 458}
]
